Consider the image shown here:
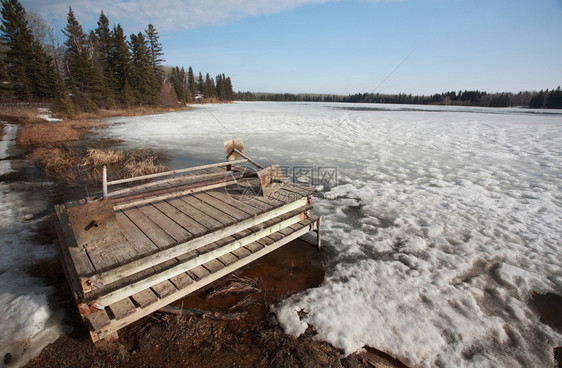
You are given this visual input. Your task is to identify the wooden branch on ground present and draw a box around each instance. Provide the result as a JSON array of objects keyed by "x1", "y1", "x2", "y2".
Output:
[{"x1": 159, "y1": 305, "x2": 247, "y2": 320}]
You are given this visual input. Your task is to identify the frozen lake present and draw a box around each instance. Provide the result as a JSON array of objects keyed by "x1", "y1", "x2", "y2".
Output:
[{"x1": 103, "y1": 102, "x2": 562, "y2": 367}]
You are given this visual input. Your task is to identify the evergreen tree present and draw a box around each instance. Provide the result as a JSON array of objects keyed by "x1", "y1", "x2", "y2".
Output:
[
  {"x1": 129, "y1": 31, "x2": 158, "y2": 104},
  {"x1": 0, "y1": 0, "x2": 57, "y2": 99},
  {"x1": 187, "y1": 66, "x2": 196, "y2": 100},
  {"x1": 169, "y1": 66, "x2": 188, "y2": 103},
  {"x1": 529, "y1": 90, "x2": 545, "y2": 108},
  {"x1": 546, "y1": 86, "x2": 562, "y2": 109},
  {"x1": 225, "y1": 76, "x2": 234, "y2": 101},
  {"x1": 144, "y1": 24, "x2": 163, "y2": 78},
  {"x1": 110, "y1": 24, "x2": 131, "y2": 102},
  {"x1": 203, "y1": 72, "x2": 214, "y2": 98},
  {"x1": 94, "y1": 11, "x2": 115, "y2": 107},
  {"x1": 62, "y1": 7, "x2": 103, "y2": 110},
  {"x1": 94, "y1": 11, "x2": 111, "y2": 65},
  {"x1": 216, "y1": 73, "x2": 225, "y2": 100},
  {"x1": 0, "y1": 46, "x2": 12, "y2": 97},
  {"x1": 197, "y1": 72, "x2": 203, "y2": 95}
]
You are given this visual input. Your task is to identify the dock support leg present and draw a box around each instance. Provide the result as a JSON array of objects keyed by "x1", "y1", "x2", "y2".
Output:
[
  {"x1": 315, "y1": 220, "x2": 321, "y2": 249},
  {"x1": 102, "y1": 165, "x2": 108, "y2": 199}
]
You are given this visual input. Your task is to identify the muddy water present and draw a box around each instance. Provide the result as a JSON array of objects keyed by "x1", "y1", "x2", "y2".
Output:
[{"x1": 175, "y1": 239, "x2": 325, "y2": 319}]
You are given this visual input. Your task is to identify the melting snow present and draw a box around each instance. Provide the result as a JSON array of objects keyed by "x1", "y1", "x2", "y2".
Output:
[{"x1": 0, "y1": 125, "x2": 64, "y2": 368}]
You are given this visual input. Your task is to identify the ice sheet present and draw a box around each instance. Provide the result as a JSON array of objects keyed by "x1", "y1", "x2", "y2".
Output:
[
  {"x1": 103, "y1": 102, "x2": 562, "y2": 367},
  {"x1": 0, "y1": 124, "x2": 63, "y2": 368}
]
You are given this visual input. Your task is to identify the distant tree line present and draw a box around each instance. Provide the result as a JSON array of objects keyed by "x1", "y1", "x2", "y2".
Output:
[
  {"x1": 0, "y1": 0, "x2": 234, "y2": 115},
  {"x1": 236, "y1": 87, "x2": 562, "y2": 109},
  {"x1": 168, "y1": 66, "x2": 234, "y2": 104}
]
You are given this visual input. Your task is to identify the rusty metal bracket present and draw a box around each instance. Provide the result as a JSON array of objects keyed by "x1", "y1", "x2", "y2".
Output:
[{"x1": 66, "y1": 200, "x2": 119, "y2": 248}]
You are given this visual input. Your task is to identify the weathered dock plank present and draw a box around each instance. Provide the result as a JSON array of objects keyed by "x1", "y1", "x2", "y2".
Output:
[
  {"x1": 137, "y1": 203, "x2": 191, "y2": 243},
  {"x1": 121, "y1": 207, "x2": 175, "y2": 248},
  {"x1": 86, "y1": 218, "x2": 319, "y2": 342}
]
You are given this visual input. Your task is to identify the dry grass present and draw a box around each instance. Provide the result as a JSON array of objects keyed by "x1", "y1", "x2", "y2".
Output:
[
  {"x1": 82, "y1": 147, "x2": 124, "y2": 166},
  {"x1": 122, "y1": 148, "x2": 167, "y2": 178},
  {"x1": 0, "y1": 103, "x2": 48, "y2": 124},
  {"x1": 26, "y1": 146, "x2": 81, "y2": 183},
  {"x1": 73, "y1": 105, "x2": 191, "y2": 120},
  {"x1": 18, "y1": 122, "x2": 80, "y2": 146},
  {"x1": 26, "y1": 146, "x2": 168, "y2": 187},
  {"x1": 17, "y1": 118, "x2": 105, "y2": 146},
  {"x1": 10, "y1": 104, "x2": 190, "y2": 146}
]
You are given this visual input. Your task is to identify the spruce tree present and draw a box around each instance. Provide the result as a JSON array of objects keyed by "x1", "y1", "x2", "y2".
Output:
[
  {"x1": 94, "y1": 11, "x2": 115, "y2": 107},
  {"x1": 197, "y1": 72, "x2": 203, "y2": 96},
  {"x1": 216, "y1": 73, "x2": 224, "y2": 100},
  {"x1": 187, "y1": 66, "x2": 196, "y2": 100},
  {"x1": 529, "y1": 90, "x2": 545, "y2": 108},
  {"x1": 1, "y1": 0, "x2": 57, "y2": 99},
  {"x1": 62, "y1": 7, "x2": 103, "y2": 110},
  {"x1": 169, "y1": 66, "x2": 188, "y2": 103},
  {"x1": 225, "y1": 76, "x2": 234, "y2": 101},
  {"x1": 110, "y1": 24, "x2": 131, "y2": 103},
  {"x1": 546, "y1": 86, "x2": 562, "y2": 109},
  {"x1": 204, "y1": 73, "x2": 215, "y2": 98},
  {"x1": 0, "y1": 52, "x2": 9, "y2": 96},
  {"x1": 144, "y1": 24, "x2": 163, "y2": 78},
  {"x1": 129, "y1": 31, "x2": 158, "y2": 104}
]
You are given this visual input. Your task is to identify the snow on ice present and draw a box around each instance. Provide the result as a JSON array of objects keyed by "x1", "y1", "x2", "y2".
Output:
[
  {"x1": 0, "y1": 125, "x2": 63, "y2": 368},
  {"x1": 105, "y1": 102, "x2": 562, "y2": 367}
]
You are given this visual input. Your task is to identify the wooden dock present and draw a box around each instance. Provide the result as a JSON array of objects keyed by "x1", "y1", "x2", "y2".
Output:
[{"x1": 54, "y1": 151, "x2": 322, "y2": 342}]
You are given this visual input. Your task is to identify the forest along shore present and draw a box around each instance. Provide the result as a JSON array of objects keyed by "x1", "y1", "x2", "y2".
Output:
[{"x1": 0, "y1": 105, "x2": 392, "y2": 368}]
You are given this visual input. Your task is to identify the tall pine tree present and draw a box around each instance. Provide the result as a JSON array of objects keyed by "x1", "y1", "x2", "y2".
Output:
[
  {"x1": 144, "y1": 24, "x2": 163, "y2": 79},
  {"x1": 129, "y1": 31, "x2": 158, "y2": 104},
  {"x1": 0, "y1": 0, "x2": 58, "y2": 99},
  {"x1": 109, "y1": 24, "x2": 131, "y2": 104},
  {"x1": 94, "y1": 11, "x2": 114, "y2": 107},
  {"x1": 187, "y1": 66, "x2": 196, "y2": 101}
]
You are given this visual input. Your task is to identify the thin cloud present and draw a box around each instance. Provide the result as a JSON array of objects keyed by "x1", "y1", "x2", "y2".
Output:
[{"x1": 21, "y1": 0, "x2": 337, "y2": 32}]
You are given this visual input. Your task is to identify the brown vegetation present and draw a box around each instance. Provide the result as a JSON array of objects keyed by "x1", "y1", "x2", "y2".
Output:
[
  {"x1": 26, "y1": 146, "x2": 81, "y2": 183},
  {"x1": 82, "y1": 147, "x2": 125, "y2": 167},
  {"x1": 18, "y1": 121, "x2": 84, "y2": 145},
  {"x1": 2, "y1": 103, "x2": 190, "y2": 146},
  {"x1": 0, "y1": 103, "x2": 49, "y2": 125},
  {"x1": 26, "y1": 147, "x2": 168, "y2": 186}
]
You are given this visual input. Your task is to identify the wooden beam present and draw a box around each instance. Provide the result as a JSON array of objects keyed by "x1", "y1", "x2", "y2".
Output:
[
  {"x1": 84, "y1": 197, "x2": 310, "y2": 289},
  {"x1": 108, "y1": 171, "x2": 228, "y2": 198},
  {"x1": 93, "y1": 213, "x2": 304, "y2": 306},
  {"x1": 107, "y1": 159, "x2": 248, "y2": 186},
  {"x1": 90, "y1": 220, "x2": 318, "y2": 340},
  {"x1": 113, "y1": 178, "x2": 240, "y2": 210}
]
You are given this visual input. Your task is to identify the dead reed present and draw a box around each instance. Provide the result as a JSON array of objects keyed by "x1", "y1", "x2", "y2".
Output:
[
  {"x1": 207, "y1": 275, "x2": 261, "y2": 299},
  {"x1": 26, "y1": 146, "x2": 168, "y2": 187},
  {"x1": 82, "y1": 147, "x2": 124, "y2": 167}
]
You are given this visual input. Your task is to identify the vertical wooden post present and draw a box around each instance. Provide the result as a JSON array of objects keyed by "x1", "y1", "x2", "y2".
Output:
[
  {"x1": 316, "y1": 220, "x2": 321, "y2": 249},
  {"x1": 102, "y1": 165, "x2": 108, "y2": 200}
]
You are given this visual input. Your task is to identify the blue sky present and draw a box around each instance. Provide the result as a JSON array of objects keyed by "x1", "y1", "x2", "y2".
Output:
[{"x1": 21, "y1": 0, "x2": 562, "y2": 94}]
